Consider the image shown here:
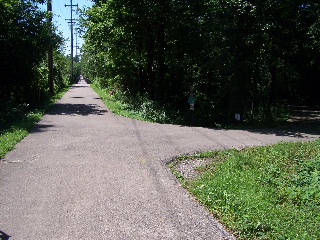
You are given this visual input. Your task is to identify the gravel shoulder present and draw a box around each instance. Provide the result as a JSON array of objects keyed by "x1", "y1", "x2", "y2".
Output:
[{"x1": 1, "y1": 83, "x2": 319, "y2": 239}]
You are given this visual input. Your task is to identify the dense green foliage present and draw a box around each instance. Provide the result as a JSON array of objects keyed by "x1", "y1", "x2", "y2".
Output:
[
  {"x1": 80, "y1": 0, "x2": 320, "y2": 126},
  {"x1": 92, "y1": 83, "x2": 188, "y2": 124},
  {"x1": 171, "y1": 140, "x2": 320, "y2": 239},
  {"x1": 0, "y1": 0, "x2": 69, "y2": 107}
]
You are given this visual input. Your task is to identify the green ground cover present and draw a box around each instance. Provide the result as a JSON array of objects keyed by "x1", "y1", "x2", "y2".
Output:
[
  {"x1": 0, "y1": 87, "x2": 69, "y2": 159},
  {"x1": 170, "y1": 141, "x2": 320, "y2": 240},
  {"x1": 92, "y1": 83, "x2": 289, "y2": 128},
  {"x1": 91, "y1": 83, "x2": 179, "y2": 124}
]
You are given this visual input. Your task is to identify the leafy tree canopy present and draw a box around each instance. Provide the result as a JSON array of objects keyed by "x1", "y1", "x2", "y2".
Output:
[
  {"x1": 80, "y1": 0, "x2": 320, "y2": 126},
  {"x1": 0, "y1": 0, "x2": 64, "y2": 105}
]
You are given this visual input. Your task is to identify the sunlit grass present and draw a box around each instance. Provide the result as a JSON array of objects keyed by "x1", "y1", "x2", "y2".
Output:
[
  {"x1": 91, "y1": 83, "x2": 176, "y2": 123},
  {"x1": 170, "y1": 141, "x2": 320, "y2": 239},
  {"x1": 91, "y1": 84, "x2": 147, "y2": 121}
]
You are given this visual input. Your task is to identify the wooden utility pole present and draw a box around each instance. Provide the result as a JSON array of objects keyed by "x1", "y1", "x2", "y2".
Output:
[
  {"x1": 47, "y1": 0, "x2": 54, "y2": 94},
  {"x1": 75, "y1": 28, "x2": 80, "y2": 57},
  {"x1": 65, "y1": 0, "x2": 78, "y2": 84}
]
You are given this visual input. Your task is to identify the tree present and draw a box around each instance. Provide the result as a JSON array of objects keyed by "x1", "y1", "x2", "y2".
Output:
[
  {"x1": 80, "y1": 0, "x2": 320, "y2": 126},
  {"x1": 0, "y1": 0, "x2": 63, "y2": 105}
]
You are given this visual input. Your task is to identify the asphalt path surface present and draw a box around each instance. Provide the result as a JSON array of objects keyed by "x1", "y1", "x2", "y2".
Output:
[{"x1": 1, "y1": 82, "x2": 320, "y2": 239}]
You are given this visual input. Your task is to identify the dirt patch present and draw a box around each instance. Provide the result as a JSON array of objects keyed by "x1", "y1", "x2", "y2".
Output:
[{"x1": 173, "y1": 158, "x2": 214, "y2": 180}]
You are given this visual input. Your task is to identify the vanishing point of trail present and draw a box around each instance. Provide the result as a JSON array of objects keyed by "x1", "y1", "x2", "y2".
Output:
[{"x1": 1, "y1": 82, "x2": 319, "y2": 239}]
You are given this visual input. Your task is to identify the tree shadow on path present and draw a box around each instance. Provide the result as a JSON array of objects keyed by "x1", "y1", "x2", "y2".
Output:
[
  {"x1": 0, "y1": 230, "x2": 10, "y2": 240},
  {"x1": 48, "y1": 103, "x2": 108, "y2": 116},
  {"x1": 31, "y1": 123, "x2": 56, "y2": 133},
  {"x1": 247, "y1": 121, "x2": 320, "y2": 139},
  {"x1": 248, "y1": 106, "x2": 320, "y2": 138}
]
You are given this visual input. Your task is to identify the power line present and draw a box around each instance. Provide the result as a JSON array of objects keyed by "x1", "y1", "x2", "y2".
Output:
[{"x1": 65, "y1": 0, "x2": 78, "y2": 83}]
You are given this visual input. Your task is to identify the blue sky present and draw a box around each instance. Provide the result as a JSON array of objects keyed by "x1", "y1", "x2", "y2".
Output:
[{"x1": 38, "y1": 0, "x2": 94, "y2": 56}]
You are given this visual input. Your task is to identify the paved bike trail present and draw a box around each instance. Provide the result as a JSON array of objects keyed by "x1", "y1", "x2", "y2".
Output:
[{"x1": 1, "y1": 83, "x2": 319, "y2": 239}]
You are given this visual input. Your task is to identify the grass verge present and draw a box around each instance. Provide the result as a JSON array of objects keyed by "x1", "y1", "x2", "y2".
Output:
[
  {"x1": 169, "y1": 141, "x2": 320, "y2": 240},
  {"x1": 91, "y1": 84, "x2": 179, "y2": 123},
  {"x1": 0, "y1": 87, "x2": 69, "y2": 159},
  {"x1": 91, "y1": 84, "x2": 146, "y2": 121}
]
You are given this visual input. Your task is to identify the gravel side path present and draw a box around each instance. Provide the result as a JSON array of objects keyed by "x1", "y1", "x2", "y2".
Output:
[{"x1": 1, "y1": 83, "x2": 319, "y2": 240}]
